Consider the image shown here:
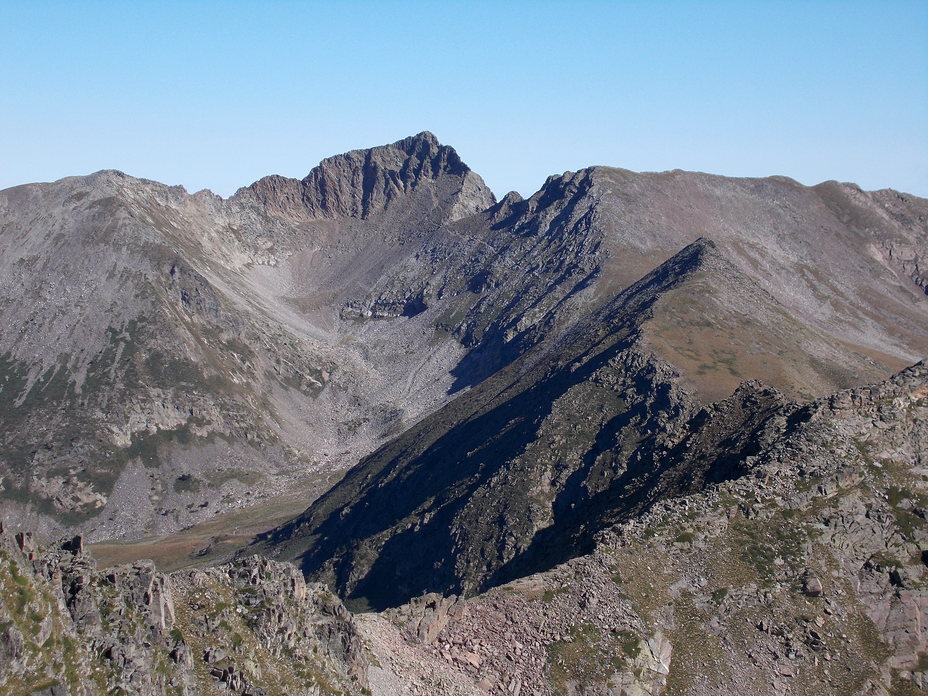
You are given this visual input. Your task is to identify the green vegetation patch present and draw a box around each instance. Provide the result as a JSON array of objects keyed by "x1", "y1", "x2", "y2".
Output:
[
  {"x1": 6, "y1": 560, "x2": 37, "y2": 615},
  {"x1": 885, "y1": 485, "x2": 928, "y2": 541},
  {"x1": 731, "y1": 512, "x2": 811, "y2": 584},
  {"x1": 542, "y1": 586, "x2": 569, "y2": 602},
  {"x1": 546, "y1": 622, "x2": 643, "y2": 695},
  {"x1": 173, "y1": 474, "x2": 202, "y2": 494}
]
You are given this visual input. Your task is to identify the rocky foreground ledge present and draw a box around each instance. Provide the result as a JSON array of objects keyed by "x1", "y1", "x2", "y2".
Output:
[{"x1": 0, "y1": 527, "x2": 367, "y2": 695}]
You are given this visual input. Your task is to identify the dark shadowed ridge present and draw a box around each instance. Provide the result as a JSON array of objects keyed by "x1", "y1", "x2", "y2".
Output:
[{"x1": 252, "y1": 239, "x2": 806, "y2": 609}]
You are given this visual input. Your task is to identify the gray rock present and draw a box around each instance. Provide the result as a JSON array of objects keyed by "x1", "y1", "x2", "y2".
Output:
[{"x1": 803, "y1": 571, "x2": 824, "y2": 597}]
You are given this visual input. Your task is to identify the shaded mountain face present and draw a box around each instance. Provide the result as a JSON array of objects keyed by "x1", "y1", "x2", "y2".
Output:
[
  {"x1": 376, "y1": 361, "x2": 928, "y2": 696},
  {"x1": 252, "y1": 241, "x2": 812, "y2": 608},
  {"x1": 1, "y1": 132, "x2": 926, "y2": 556}
]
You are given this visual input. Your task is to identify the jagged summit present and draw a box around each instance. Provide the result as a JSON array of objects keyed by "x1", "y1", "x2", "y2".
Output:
[
  {"x1": 300, "y1": 130, "x2": 492, "y2": 219},
  {"x1": 381, "y1": 130, "x2": 442, "y2": 155},
  {"x1": 238, "y1": 131, "x2": 495, "y2": 222}
]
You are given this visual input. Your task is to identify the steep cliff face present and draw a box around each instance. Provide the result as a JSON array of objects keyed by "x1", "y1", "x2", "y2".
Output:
[{"x1": 239, "y1": 131, "x2": 494, "y2": 227}]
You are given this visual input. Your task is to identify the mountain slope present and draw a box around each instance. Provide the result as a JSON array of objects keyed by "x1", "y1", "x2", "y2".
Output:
[
  {"x1": 0, "y1": 133, "x2": 495, "y2": 541},
  {"x1": 2, "y1": 131, "x2": 928, "y2": 695},
  {"x1": 369, "y1": 360, "x2": 928, "y2": 696},
  {"x1": 256, "y1": 238, "x2": 875, "y2": 608},
  {"x1": 342, "y1": 167, "x2": 927, "y2": 398}
]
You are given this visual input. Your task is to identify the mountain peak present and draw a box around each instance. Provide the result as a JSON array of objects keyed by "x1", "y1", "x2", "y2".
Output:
[
  {"x1": 606, "y1": 236, "x2": 724, "y2": 304},
  {"x1": 240, "y1": 133, "x2": 495, "y2": 222},
  {"x1": 392, "y1": 130, "x2": 440, "y2": 150},
  {"x1": 301, "y1": 132, "x2": 495, "y2": 221}
]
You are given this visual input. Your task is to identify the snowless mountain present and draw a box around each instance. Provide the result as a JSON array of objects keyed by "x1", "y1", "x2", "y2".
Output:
[{"x1": 1, "y1": 133, "x2": 927, "y2": 695}]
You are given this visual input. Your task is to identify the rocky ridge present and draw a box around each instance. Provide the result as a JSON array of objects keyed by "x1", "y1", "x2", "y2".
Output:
[
  {"x1": 2, "y1": 133, "x2": 926, "y2": 545},
  {"x1": 347, "y1": 360, "x2": 928, "y2": 696},
  {"x1": 341, "y1": 167, "x2": 928, "y2": 399}
]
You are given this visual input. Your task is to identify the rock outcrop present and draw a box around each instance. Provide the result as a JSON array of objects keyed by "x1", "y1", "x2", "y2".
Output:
[
  {"x1": 0, "y1": 525, "x2": 366, "y2": 695},
  {"x1": 239, "y1": 131, "x2": 495, "y2": 224}
]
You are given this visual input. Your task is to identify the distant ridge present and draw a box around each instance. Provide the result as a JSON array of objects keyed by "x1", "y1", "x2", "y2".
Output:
[{"x1": 0, "y1": 131, "x2": 925, "y2": 547}]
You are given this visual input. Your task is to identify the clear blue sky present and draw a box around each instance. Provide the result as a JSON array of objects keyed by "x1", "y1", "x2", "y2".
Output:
[{"x1": 2, "y1": 1, "x2": 926, "y2": 198}]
